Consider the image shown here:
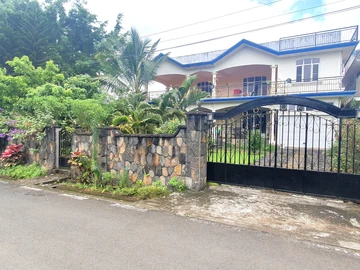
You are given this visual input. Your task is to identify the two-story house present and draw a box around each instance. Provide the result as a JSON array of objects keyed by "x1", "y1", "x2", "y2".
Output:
[
  {"x1": 154, "y1": 26, "x2": 358, "y2": 113},
  {"x1": 153, "y1": 26, "x2": 359, "y2": 149}
]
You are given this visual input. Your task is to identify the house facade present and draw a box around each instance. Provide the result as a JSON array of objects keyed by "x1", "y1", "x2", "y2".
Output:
[
  {"x1": 153, "y1": 26, "x2": 359, "y2": 149},
  {"x1": 154, "y1": 26, "x2": 358, "y2": 113}
]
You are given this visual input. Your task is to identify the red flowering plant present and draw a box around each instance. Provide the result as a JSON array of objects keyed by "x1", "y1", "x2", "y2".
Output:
[
  {"x1": 68, "y1": 150, "x2": 93, "y2": 183},
  {"x1": 1, "y1": 144, "x2": 26, "y2": 167}
]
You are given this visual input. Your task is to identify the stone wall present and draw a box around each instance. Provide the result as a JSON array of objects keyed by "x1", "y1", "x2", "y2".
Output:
[
  {"x1": 185, "y1": 112, "x2": 209, "y2": 190},
  {"x1": 105, "y1": 127, "x2": 186, "y2": 186},
  {"x1": 0, "y1": 127, "x2": 57, "y2": 170},
  {"x1": 73, "y1": 127, "x2": 187, "y2": 186},
  {"x1": 72, "y1": 131, "x2": 92, "y2": 157},
  {"x1": 72, "y1": 112, "x2": 210, "y2": 190}
]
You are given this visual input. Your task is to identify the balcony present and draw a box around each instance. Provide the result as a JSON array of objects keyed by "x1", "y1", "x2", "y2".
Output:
[
  {"x1": 214, "y1": 76, "x2": 345, "y2": 98},
  {"x1": 261, "y1": 26, "x2": 358, "y2": 52},
  {"x1": 148, "y1": 77, "x2": 347, "y2": 101}
]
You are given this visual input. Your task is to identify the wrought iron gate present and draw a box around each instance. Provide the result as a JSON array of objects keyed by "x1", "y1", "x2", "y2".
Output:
[
  {"x1": 207, "y1": 96, "x2": 360, "y2": 201},
  {"x1": 59, "y1": 129, "x2": 72, "y2": 167}
]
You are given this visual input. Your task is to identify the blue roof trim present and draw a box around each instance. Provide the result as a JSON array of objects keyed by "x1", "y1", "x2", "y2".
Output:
[
  {"x1": 157, "y1": 40, "x2": 359, "y2": 69},
  {"x1": 201, "y1": 91, "x2": 356, "y2": 103}
]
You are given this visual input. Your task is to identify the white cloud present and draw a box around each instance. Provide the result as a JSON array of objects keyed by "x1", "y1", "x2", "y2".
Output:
[{"x1": 83, "y1": 0, "x2": 359, "y2": 57}]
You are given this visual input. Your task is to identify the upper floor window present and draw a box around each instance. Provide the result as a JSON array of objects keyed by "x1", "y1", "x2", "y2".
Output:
[
  {"x1": 296, "y1": 58, "x2": 319, "y2": 82},
  {"x1": 243, "y1": 76, "x2": 267, "y2": 96},
  {"x1": 197, "y1": 81, "x2": 213, "y2": 94}
]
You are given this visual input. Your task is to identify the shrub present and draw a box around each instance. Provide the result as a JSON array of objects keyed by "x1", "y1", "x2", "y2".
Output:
[
  {"x1": 68, "y1": 151, "x2": 93, "y2": 183},
  {"x1": 168, "y1": 176, "x2": 187, "y2": 192},
  {"x1": 0, "y1": 163, "x2": 47, "y2": 179},
  {"x1": 70, "y1": 99, "x2": 109, "y2": 131},
  {"x1": 1, "y1": 144, "x2": 26, "y2": 167},
  {"x1": 331, "y1": 119, "x2": 360, "y2": 174},
  {"x1": 154, "y1": 118, "x2": 183, "y2": 134}
]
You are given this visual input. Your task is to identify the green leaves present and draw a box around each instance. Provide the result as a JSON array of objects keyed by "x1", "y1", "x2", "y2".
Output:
[
  {"x1": 70, "y1": 99, "x2": 110, "y2": 131},
  {"x1": 0, "y1": 0, "x2": 115, "y2": 76},
  {"x1": 96, "y1": 28, "x2": 167, "y2": 94}
]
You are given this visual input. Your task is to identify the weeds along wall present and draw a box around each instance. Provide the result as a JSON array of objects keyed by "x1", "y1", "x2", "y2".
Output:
[{"x1": 72, "y1": 113, "x2": 210, "y2": 191}]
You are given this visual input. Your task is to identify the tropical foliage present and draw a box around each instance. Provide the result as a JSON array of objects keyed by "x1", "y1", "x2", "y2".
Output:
[
  {"x1": 96, "y1": 28, "x2": 168, "y2": 94},
  {"x1": 1, "y1": 144, "x2": 26, "y2": 167}
]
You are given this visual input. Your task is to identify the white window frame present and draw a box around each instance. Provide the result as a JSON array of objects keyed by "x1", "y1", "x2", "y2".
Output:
[{"x1": 296, "y1": 58, "x2": 320, "y2": 82}]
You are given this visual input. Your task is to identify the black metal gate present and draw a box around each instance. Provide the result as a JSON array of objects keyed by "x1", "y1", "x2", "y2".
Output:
[
  {"x1": 207, "y1": 96, "x2": 360, "y2": 201},
  {"x1": 59, "y1": 129, "x2": 72, "y2": 167}
]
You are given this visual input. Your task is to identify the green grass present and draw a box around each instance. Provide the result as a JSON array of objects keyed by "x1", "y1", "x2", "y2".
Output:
[
  {"x1": 208, "y1": 149, "x2": 264, "y2": 164},
  {"x1": 68, "y1": 180, "x2": 169, "y2": 200},
  {"x1": 0, "y1": 163, "x2": 47, "y2": 179}
]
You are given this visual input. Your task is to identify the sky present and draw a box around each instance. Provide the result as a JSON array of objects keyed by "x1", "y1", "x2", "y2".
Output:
[{"x1": 81, "y1": 0, "x2": 360, "y2": 57}]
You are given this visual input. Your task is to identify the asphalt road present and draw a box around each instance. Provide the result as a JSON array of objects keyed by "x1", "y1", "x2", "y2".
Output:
[{"x1": 0, "y1": 181, "x2": 359, "y2": 270}]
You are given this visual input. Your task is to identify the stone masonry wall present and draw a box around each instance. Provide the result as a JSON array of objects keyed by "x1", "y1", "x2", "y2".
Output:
[
  {"x1": 71, "y1": 113, "x2": 209, "y2": 190},
  {"x1": 72, "y1": 131, "x2": 92, "y2": 157},
  {"x1": 185, "y1": 112, "x2": 209, "y2": 190},
  {"x1": 104, "y1": 128, "x2": 187, "y2": 186},
  {"x1": 73, "y1": 127, "x2": 187, "y2": 186},
  {"x1": 0, "y1": 127, "x2": 57, "y2": 170}
]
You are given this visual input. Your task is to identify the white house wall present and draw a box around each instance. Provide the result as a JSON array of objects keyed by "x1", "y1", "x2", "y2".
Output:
[
  {"x1": 276, "y1": 50, "x2": 342, "y2": 81},
  {"x1": 278, "y1": 114, "x2": 337, "y2": 150},
  {"x1": 157, "y1": 60, "x2": 188, "y2": 76},
  {"x1": 158, "y1": 47, "x2": 344, "y2": 81}
]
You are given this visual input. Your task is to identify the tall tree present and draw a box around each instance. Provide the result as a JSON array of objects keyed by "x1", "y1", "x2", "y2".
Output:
[
  {"x1": 0, "y1": 0, "x2": 116, "y2": 76},
  {"x1": 58, "y1": 0, "x2": 107, "y2": 76},
  {"x1": 97, "y1": 28, "x2": 168, "y2": 94}
]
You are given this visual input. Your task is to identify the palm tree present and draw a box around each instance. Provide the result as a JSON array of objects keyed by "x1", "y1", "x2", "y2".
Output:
[
  {"x1": 110, "y1": 75, "x2": 209, "y2": 134},
  {"x1": 111, "y1": 92, "x2": 163, "y2": 134},
  {"x1": 152, "y1": 75, "x2": 209, "y2": 113},
  {"x1": 97, "y1": 28, "x2": 168, "y2": 95}
]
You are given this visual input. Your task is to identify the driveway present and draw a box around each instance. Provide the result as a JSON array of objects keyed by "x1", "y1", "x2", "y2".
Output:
[{"x1": 135, "y1": 185, "x2": 360, "y2": 252}]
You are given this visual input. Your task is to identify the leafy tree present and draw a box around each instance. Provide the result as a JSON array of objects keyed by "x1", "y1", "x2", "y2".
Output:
[
  {"x1": 0, "y1": 0, "x2": 59, "y2": 68},
  {"x1": 57, "y1": 1, "x2": 107, "y2": 76},
  {"x1": 1, "y1": 56, "x2": 106, "y2": 131},
  {"x1": 0, "y1": 0, "x2": 118, "y2": 76}
]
